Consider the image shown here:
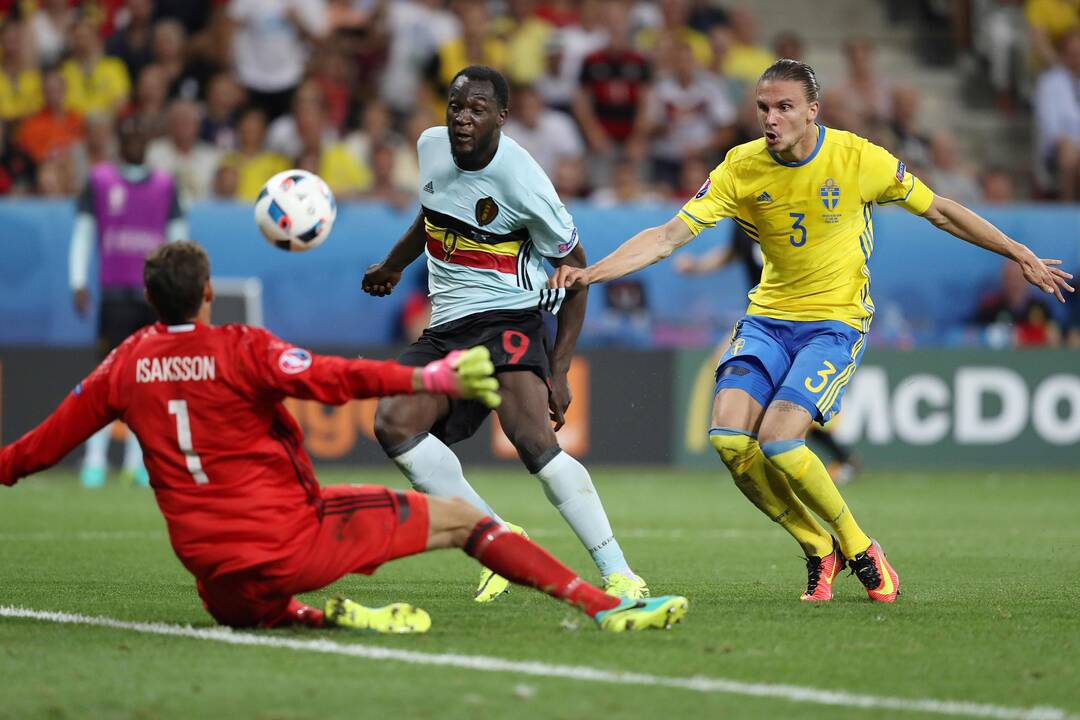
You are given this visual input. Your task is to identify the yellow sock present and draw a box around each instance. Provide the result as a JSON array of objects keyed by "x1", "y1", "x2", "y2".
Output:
[
  {"x1": 761, "y1": 440, "x2": 871, "y2": 559},
  {"x1": 709, "y1": 429, "x2": 833, "y2": 558}
]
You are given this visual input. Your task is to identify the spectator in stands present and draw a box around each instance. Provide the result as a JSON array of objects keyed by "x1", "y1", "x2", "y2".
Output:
[
  {"x1": 975, "y1": 0, "x2": 1026, "y2": 114},
  {"x1": 435, "y1": 1, "x2": 508, "y2": 93},
  {"x1": 504, "y1": 83, "x2": 583, "y2": 176},
  {"x1": 152, "y1": 19, "x2": 203, "y2": 102},
  {"x1": 972, "y1": 260, "x2": 1062, "y2": 347},
  {"x1": 593, "y1": 278, "x2": 652, "y2": 347},
  {"x1": 147, "y1": 100, "x2": 220, "y2": 202},
  {"x1": 345, "y1": 100, "x2": 419, "y2": 196},
  {"x1": 229, "y1": 0, "x2": 330, "y2": 120},
  {"x1": 106, "y1": 0, "x2": 156, "y2": 82},
  {"x1": 62, "y1": 17, "x2": 131, "y2": 117},
  {"x1": 1034, "y1": 30, "x2": 1080, "y2": 201},
  {"x1": 553, "y1": 155, "x2": 590, "y2": 200},
  {"x1": 721, "y1": 6, "x2": 774, "y2": 89},
  {"x1": 200, "y1": 73, "x2": 244, "y2": 149},
  {"x1": 835, "y1": 38, "x2": 892, "y2": 130},
  {"x1": 361, "y1": 141, "x2": 414, "y2": 210},
  {"x1": 535, "y1": 0, "x2": 606, "y2": 113},
  {"x1": 819, "y1": 86, "x2": 869, "y2": 137},
  {"x1": 29, "y1": 0, "x2": 76, "y2": 67},
  {"x1": 687, "y1": 0, "x2": 729, "y2": 34},
  {"x1": 635, "y1": 0, "x2": 713, "y2": 68},
  {"x1": 0, "y1": 18, "x2": 43, "y2": 122},
  {"x1": 648, "y1": 38, "x2": 735, "y2": 187},
  {"x1": 773, "y1": 31, "x2": 803, "y2": 61},
  {"x1": 295, "y1": 102, "x2": 370, "y2": 200},
  {"x1": 573, "y1": 0, "x2": 652, "y2": 173},
  {"x1": 887, "y1": 84, "x2": 931, "y2": 169},
  {"x1": 219, "y1": 106, "x2": 289, "y2": 201},
  {"x1": 590, "y1": 157, "x2": 665, "y2": 207},
  {"x1": 377, "y1": 0, "x2": 460, "y2": 117},
  {"x1": 309, "y1": 46, "x2": 351, "y2": 133},
  {"x1": 266, "y1": 79, "x2": 324, "y2": 159},
  {"x1": 16, "y1": 70, "x2": 84, "y2": 165},
  {"x1": 495, "y1": 0, "x2": 553, "y2": 85},
  {"x1": 0, "y1": 119, "x2": 35, "y2": 195},
  {"x1": 1026, "y1": 0, "x2": 1079, "y2": 71},
  {"x1": 211, "y1": 162, "x2": 239, "y2": 199},
  {"x1": 925, "y1": 130, "x2": 981, "y2": 207},
  {"x1": 980, "y1": 167, "x2": 1017, "y2": 203},
  {"x1": 71, "y1": 113, "x2": 118, "y2": 187},
  {"x1": 130, "y1": 65, "x2": 171, "y2": 139}
]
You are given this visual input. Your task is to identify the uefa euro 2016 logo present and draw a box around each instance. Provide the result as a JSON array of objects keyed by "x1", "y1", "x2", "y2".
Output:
[{"x1": 820, "y1": 178, "x2": 840, "y2": 210}]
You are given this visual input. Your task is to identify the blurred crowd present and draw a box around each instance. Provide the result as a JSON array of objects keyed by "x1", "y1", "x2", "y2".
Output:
[
  {"x1": 0, "y1": 0, "x2": 1076, "y2": 207},
  {"x1": 0, "y1": 0, "x2": 1077, "y2": 350}
]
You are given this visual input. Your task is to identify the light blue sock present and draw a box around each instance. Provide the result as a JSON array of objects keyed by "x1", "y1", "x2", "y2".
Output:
[
  {"x1": 122, "y1": 428, "x2": 144, "y2": 472},
  {"x1": 83, "y1": 425, "x2": 110, "y2": 469},
  {"x1": 535, "y1": 451, "x2": 633, "y2": 578},
  {"x1": 389, "y1": 434, "x2": 503, "y2": 523}
]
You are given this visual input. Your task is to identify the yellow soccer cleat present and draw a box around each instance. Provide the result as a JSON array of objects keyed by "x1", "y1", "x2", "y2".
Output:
[
  {"x1": 603, "y1": 571, "x2": 650, "y2": 600},
  {"x1": 595, "y1": 595, "x2": 689, "y2": 633},
  {"x1": 324, "y1": 595, "x2": 431, "y2": 634},
  {"x1": 474, "y1": 522, "x2": 527, "y2": 603}
]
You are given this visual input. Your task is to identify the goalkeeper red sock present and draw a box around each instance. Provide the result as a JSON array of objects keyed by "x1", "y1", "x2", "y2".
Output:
[
  {"x1": 465, "y1": 517, "x2": 620, "y2": 617},
  {"x1": 265, "y1": 599, "x2": 325, "y2": 629}
]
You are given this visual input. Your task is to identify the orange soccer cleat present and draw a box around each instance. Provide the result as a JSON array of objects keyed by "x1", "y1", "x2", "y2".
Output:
[
  {"x1": 801, "y1": 537, "x2": 846, "y2": 602},
  {"x1": 848, "y1": 539, "x2": 900, "y2": 603}
]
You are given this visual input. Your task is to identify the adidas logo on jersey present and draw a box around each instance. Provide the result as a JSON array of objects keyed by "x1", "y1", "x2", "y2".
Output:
[
  {"x1": 756, "y1": 191, "x2": 774, "y2": 204},
  {"x1": 423, "y1": 181, "x2": 434, "y2": 194}
]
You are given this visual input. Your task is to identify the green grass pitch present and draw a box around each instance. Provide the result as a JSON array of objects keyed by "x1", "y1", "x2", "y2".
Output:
[{"x1": 1, "y1": 468, "x2": 1078, "y2": 719}]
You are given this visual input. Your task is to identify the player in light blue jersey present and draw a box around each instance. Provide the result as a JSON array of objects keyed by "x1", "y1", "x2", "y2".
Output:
[{"x1": 362, "y1": 66, "x2": 648, "y2": 602}]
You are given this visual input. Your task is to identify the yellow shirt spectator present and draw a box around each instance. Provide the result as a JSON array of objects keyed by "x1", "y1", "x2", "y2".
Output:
[
  {"x1": 494, "y1": 15, "x2": 553, "y2": 84},
  {"x1": 724, "y1": 43, "x2": 777, "y2": 87},
  {"x1": 222, "y1": 151, "x2": 291, "y2": 202},
  {"x1": 636, "y1": 27, "x2": 712, "y2": 68},
  {"x1": 0, "y1": 68, "x2": 43, "y2": 121},
  {"x1": 317, "y1": 143, "x2": 372, "y2": 198},
  {"x1": 1026, "y1": 0, "x2": 1080, "y2": 42},
  {"x1": 60, "y1": 56, "x2": 130, "y2": 116},
  {"x1": 437, "y1": 37, "x2": 509, "y2": 89}
]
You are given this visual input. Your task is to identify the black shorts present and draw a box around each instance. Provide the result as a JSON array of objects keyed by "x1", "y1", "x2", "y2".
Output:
[
  {"x1": 397, "y1": 309, "x2": 551, "y2": 445},
  {"x1": 97, "y1": 289, "x2": 157, "y2": 359}
]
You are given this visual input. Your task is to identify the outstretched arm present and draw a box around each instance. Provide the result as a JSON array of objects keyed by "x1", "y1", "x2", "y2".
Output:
[
  {"x1": 362, "y1": 209, "x2": 427, "y2": 297},
  {"x1": 921, "y1": 195, "x2": 1074, "y2": 303},
  {"x1": 548, "y1": 216, "x2": 696, "y2": 289},
  {"x1": 1, "y1": 377, "x2": 117, "y2": 487},
  {"x1": 546, "y1": 244, "x2": 587, "y2": 430}
]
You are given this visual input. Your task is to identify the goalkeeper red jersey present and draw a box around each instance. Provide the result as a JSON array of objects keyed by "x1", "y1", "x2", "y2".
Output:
[{"x1": 0, "y1": 322, "x2": 416, "y2": 580}]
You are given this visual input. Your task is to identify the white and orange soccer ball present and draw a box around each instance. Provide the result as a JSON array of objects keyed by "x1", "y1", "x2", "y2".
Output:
[{"x1": 253, "y1": 169, "x2": 337, "y2": 252}]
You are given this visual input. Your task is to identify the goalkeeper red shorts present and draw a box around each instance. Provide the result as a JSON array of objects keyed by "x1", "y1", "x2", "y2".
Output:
[{"x1": 197, "y1": 486, "x2": 429, "y2": 628}]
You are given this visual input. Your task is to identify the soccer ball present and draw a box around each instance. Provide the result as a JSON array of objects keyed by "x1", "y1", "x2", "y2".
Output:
[{"x1": 254, "y1": 169, "x2": 337, "y2": 252}]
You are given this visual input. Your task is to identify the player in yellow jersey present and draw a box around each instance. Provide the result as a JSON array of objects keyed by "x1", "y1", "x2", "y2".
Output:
[{"x1": 549, "y1": 59, "x2": 1074, "y2": 603}]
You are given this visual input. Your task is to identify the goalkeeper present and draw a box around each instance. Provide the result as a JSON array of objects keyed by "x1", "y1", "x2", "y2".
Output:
[{"x1": 0, "y1": 241, "x2": 687, "y2": 634}]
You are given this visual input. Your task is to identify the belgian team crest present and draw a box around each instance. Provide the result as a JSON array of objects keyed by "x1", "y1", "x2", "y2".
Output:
[
  {"x1": 820, "y1": 178, "x2": 840, "y2": 210},
  {"x1": 475, "y1": 197, "x2": 499, "y2": 226}
]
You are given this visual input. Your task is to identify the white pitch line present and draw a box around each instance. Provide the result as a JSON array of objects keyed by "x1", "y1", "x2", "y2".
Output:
[{"x1": 1, "y1": 606, "x2": 1074, "y2": 720}]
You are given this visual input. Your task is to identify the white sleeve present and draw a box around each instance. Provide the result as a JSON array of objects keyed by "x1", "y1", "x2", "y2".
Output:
[
  {"x1": 69, "y1": 213, "x2": 96, "y2": 290},
  {"x1": 292, "y1": 0, "x2": 330, "y2": 38},
  {"x1": 523, "y1": 168, "x2": 578, "y2": 259},
  {"x1": 228, "y1": 0, "x2": 257, "y2": 22}
]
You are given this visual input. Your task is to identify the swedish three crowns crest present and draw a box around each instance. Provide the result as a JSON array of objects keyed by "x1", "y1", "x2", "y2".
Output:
[{"x1": 820, "y1": 178, "x2": 840, "y2": 210}]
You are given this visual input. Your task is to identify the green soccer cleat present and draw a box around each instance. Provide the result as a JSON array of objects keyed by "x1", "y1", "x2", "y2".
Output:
[
  {"x1": 595, "y1": 595, "x2": 689, "y2": 633},
  {"x1": 603, "y1": 571, "x2": 650, "y2": 600},
  {"x1": 474, "y1": 522, "x2": 527, "y2": 603},
  {"x1": 324, "y1": 595, "x2": 431, "y2": 634}
]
